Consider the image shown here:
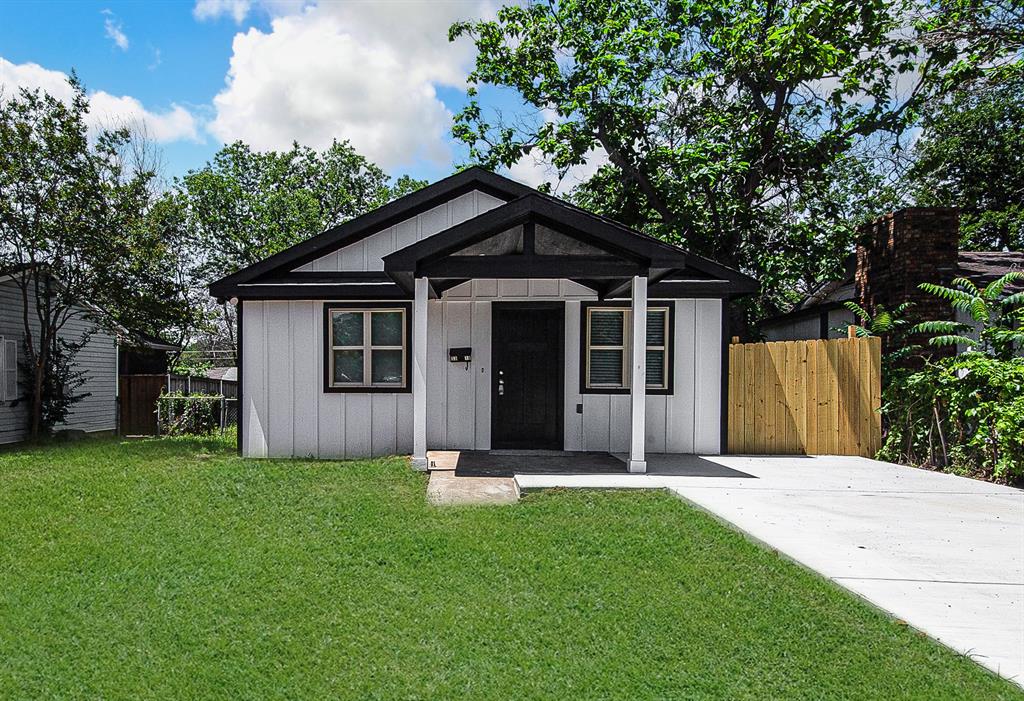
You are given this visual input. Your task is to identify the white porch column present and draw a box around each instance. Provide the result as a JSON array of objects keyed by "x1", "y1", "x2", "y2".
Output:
[
  {"x1": 412, "y1": 276, "x2": 429, "y2": 470},
  {"x1": 629, "y1": 274, "x2": 647, "y2": 473}
]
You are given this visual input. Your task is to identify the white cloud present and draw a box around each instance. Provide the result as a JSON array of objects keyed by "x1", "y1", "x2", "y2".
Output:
[
  {"x1": 193, "y1": 0, "x2": 251, "y2": 23},
  {"x1": 193, "y1": 0, "x2": 308, "y2": 24},
  {"x1": 102, "y1": 11, "x2": 129, "y2": 51},
  {"x1": 0, "y1": 57, "x2": 199, "y2": 143},
  {"x1": 207, "y1": 1, "x2": 496, "y2": 168}
]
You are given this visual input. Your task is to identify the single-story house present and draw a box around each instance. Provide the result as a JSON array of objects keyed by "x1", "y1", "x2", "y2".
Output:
[
  {"x1": 0, "y1": 265, "x2": 179, "y2": 444},
  {"x1": 762, "y1": 208, "x2": 1024, "y2": 345},
  {"x1": 210, "y1": 168, "x2": 757, "y2": 472}
]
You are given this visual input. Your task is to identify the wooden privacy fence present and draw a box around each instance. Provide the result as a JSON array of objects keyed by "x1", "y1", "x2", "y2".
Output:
[{"x1": 727, "y1": 335, "x2": 881, "y2": 457}]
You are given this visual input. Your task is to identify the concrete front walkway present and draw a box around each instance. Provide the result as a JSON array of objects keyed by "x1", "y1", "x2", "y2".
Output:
[
  {"x1": 425, "y1": 451, "x2": 520, "y2": 505},
  {"x1": 515, "y1": 455, "x2": 1024, "y2": 685}
]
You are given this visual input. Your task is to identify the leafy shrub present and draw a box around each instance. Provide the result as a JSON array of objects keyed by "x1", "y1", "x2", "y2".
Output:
[
  {"x1": 880, "y1": 354, "x2": 1024, "y2": 483},
  {"x1": 157, "y1": 394, "x2": 222, "y2": 436},
  {"x1": 914, "y1": 272, "x2": 1024, "y2": 359}
]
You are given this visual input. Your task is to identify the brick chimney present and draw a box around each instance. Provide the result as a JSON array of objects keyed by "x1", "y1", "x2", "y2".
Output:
[
  {"x1": 854, "y1": 208, "x2": 960, "y2": 361},
  {"x1": 855, "y1": 207, "x2": 960, "y2": 323}
]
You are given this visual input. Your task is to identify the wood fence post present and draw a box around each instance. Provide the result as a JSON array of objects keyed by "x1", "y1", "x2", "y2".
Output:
[{"x1": 847, "y1": 325, "x2": 857, "y2": 339}]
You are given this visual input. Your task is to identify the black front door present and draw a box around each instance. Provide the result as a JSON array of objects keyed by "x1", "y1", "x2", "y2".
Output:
[{"x1": 491, "y1": 303, "x2": 564, "y2": 450}]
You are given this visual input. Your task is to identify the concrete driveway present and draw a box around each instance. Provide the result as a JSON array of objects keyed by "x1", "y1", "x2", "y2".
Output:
[{"x1": 515, "y1": 455, "x2": 1024, "y2": 685}]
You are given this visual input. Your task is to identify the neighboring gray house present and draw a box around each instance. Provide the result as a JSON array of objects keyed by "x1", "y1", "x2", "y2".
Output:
[
  {"x1": 761, "y1": 208, "x2": 1024, "y2": 346},
  {"x1": 0, "y1": 268, "x2": 175, "y2": 445},
  {"x1": 210, "y1": 168, "x2": 757, "y2": 471}
]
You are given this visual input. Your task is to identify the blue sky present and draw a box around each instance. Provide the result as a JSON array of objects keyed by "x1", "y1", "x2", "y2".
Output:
[{"x1": 0, "y1": 0, "x2": 569, "y2": 186}]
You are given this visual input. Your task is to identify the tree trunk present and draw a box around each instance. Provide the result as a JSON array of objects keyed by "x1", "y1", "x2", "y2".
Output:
[{"x1": 29, "y1": 353, "x2": 46, "y2": 440}]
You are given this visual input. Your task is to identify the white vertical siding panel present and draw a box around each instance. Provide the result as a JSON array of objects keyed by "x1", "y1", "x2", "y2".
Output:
[
  {"x1": 646, "y1": 396, "x2": 667, "y2": 453},
  {"x1": 666, "y1": 300, "x2": 696, "y2": 453},
  {"x1": 444, "y1": 282, "x2": 472, "y2": 299},
  {"x1": 265, "y1": 302, "x2": 294, "y2": 457},
  {"x1": 563, "y1": 301, "x2": 583, "y2": 451},
  {"x1": 315, "y1": 300, "x2": 345, "y2": 458},
  {"x1": 340, "y1": 241, "x2": 366, "y2": 271},
  {"x1": 371, "y1": 394, "x2": 398, "y2": 456},
  {"x1": 242, "y1": 301, "x2": 269, "y2": 457},
  {"x1": 345, "y1": 394, "x2": 372, "y2": 456},
  {"x1": 693, "y1": 299, "x2": 722, "y2": 454},
  {"x1": 472, "y1": 279, "x2": 498, "y2": 298},
  {"x1": 418, "y1": 203, "x2": 449, "y2": 240},
  {"x1": 426, "y1": 300, "x2": 446, "y2": 447},
  {"x1": 290, "y1": 302, "x2": 318, "y2": 457},
  {"x1": 498, "y1": 280, "x2": 529, "y2": 297},
  {"x1": 449, "y1": 192, "x2": 476, "y2": 226},
  {"x1": 395, "y1": 218, "x2": 417, "y2": 250},
  {"x1": 322, "y1": 251, "x2": 344, "y2": 272},
  {"x1": 291, "y1": 189, "x2": 511, "y2": 273},
  {"x1": 444, "y1": 301, "x2": 474, "y2": 448},
  {"x1": 583, "y1": 395, "x2": 611, "y2": 452},
  {"x1": 396, "y1": 393, "x2": 413, "y2": 454},
  {"x1": 475, "y1": 191, "x2": 506, "y2": 214},
  {"x1": 609, "y1": 394, "x2": 631, "y2": 453},
  {"x1": 363, "y1": 226, "x2": 395, "y2": 271},
  {"x1": 317, "y1": 396, "x2": 344, "y2": 459},
  {"x1": 529, "y1": 279, "x2": 560, "y2": 297},
  {"x1": 559, "y1": 280, "x2": 592, "y2": 298},
  {"x1": 471, "y1": 301, "x2": 492, "y2": 450}
]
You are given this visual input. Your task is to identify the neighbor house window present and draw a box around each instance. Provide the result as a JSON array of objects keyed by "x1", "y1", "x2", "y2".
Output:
[
  {"x1": 324, "y1": 304, "x2": 410, "y2": 391},
  {"x1": 0, "y1": 337, "x2": 16, "y2": 402},
  {"x1": 583, "y1": 305, "x2": 671, "y2": 392}
]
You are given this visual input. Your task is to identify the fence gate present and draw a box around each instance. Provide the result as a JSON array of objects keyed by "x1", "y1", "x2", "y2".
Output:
[
  {"x1": 727, "y1": 335, "x2": 881, "y2": 457},
  {"x1": 119, "y1": 374, "x2": 166, "y2": 436}
]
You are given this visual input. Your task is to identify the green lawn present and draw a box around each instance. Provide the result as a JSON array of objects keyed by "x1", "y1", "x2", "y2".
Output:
[{"x1": 0, "y1": 437, "x2": 1018, "y2": 700}]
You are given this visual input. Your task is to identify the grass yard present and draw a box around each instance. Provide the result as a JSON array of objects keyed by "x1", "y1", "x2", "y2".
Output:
[{"x1": 0, "y1": 437, "x2": 1019, "y2": 700}]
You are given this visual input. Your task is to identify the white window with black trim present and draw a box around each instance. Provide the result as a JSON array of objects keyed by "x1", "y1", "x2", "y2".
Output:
[
  {"x1": 582, "y1": 303, "x2": 672, "y2": 393},
  {"x1": 324, "y1": 304, "x2": 411, "y2": 392},
  {"x1": 0, "y1": 336, "x2": 17, "y2": 402}
]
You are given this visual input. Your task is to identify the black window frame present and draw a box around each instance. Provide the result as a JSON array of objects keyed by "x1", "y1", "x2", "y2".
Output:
[
  {"x1": 322, "y1": 301, "x2": 413, "y2": 393},
  {"x1": 579, "y1": 300, "x2": 674, "y2": 395}
]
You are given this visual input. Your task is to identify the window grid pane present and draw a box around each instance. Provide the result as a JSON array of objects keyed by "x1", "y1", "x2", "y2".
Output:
[
  {"x1": 329, "y1": 308, "x2": 406, "y2": 388},
  {"x1": 586, "y1": 305, "x2": 670, "y2": 390}
]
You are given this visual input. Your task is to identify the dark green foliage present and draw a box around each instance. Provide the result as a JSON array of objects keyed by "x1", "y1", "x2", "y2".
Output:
[
  {"x1": 841, "y1": 301, "x2": 919, "y2": 368},
  {"x1": 912, "y1": 69, "x2": 1024, "y2": 250},
  {"x1": 913, "y1": 272, "x2": 1024, "y2": 359},
  {"x1": 156, "y1": 394, "x2": 221, "y2": 436},
  {"x1": 880, "y1": 354, "x2": 1024, "y2": 482},
  {"x1": 179, "y1": 140, "x2": 426, "y2": 284},
  {"x1": 0, "y1": 438, "x2": 1019, "y2": 698},
  {"x1": 843, "y1": 301, "x2": 916, "y2": 339}
]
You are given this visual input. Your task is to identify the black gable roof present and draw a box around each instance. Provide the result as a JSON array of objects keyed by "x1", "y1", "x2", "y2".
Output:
[{"x1": 209, "y1": 167, "x2": 532, "y2": 299}]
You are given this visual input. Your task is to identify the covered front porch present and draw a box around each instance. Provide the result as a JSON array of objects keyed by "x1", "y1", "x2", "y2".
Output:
[{"x1": 385, "y1": 194, "x2": 708, "y2": 475}]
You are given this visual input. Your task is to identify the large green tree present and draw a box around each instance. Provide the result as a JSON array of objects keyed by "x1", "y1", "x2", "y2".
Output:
[
  {"x1": 177, "y1": 141, "x2": 425, "y2": 354},
  {"x1": 0, "y1": 79, "x2": 194, "y2": 437},
  {"x1": 911, "y1": 70, "x2": 1024, "y2": 250},
  {"x1": 450, "y1": 0, "x2": 1014, "y2": 314}
]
